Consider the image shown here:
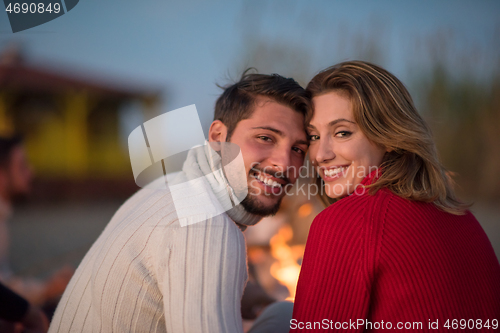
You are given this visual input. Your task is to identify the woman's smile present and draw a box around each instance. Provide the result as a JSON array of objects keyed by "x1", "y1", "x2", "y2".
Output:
[{"x1": 308, "y1": 92, "x2": 387, "y2": 199}]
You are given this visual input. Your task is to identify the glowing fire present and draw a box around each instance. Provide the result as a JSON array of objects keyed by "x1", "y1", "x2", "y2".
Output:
[{"x1": 269, "y1": 224, "x2": 305, "y2": 302}]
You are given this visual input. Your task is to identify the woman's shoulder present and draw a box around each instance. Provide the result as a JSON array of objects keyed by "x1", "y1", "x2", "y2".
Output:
[
  {"x1": 319, "y1": 184, "x2": 393, "y2": 214},
  {"x1": 311, "y1": 182, "x2": 480, "y2": 238},
  {"x1": 311, "y1": 186, "x2": 394, "y2": 236},
  {"x1": 372, "y1": 191, "x2": 488, "y2": 254}
]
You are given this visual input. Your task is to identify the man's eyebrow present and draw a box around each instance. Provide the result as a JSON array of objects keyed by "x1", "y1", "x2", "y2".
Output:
[
  {"x1": 251, "y1": 126, "x2": 284, "y2": 136},
  {"x1": 295, "y1": 139, "x2": 309, "y2": 146}
]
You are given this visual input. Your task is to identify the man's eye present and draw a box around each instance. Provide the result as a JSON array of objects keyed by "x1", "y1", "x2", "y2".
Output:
[
  {"x1": 335, "y1": 131, "x2": 352, "y2": 138},
  {"x1": 292, "y1": 147, "x2": 305, "y2": 155},
  {"x1": 258, "y1": 136, "x2": 273, "y2": 142},
  {"x1": 308, "y1": 135, "x2": 319, "y2": 141}
]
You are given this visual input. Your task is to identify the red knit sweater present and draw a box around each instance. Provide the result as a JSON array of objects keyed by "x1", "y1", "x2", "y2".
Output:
[{"x1": 291, "y1": 171, "x2": 500, "y2": 332}]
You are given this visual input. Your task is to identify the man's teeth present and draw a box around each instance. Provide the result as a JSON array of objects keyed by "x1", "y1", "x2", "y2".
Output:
[
  {"x1": 324, "y1": 167, "x2": 346, "y2": 177},
  {"x1": 255, "y1": 173, "x2": 282, "y2": 188}
]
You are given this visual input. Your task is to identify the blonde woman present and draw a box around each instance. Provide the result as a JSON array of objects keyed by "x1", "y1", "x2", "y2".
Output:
[{"x1": 291, "y1": 61, "x2": 500, "y2": 331}]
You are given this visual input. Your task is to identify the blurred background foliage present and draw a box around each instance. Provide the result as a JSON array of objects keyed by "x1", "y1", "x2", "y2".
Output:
[{"x1": 417, "y1": 44, "x2": 500, "y2": 203}]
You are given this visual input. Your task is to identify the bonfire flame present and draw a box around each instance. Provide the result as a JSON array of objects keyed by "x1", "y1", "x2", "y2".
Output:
[{"x1": 269, "y1": 225, "x2": 305, "y2": 302}]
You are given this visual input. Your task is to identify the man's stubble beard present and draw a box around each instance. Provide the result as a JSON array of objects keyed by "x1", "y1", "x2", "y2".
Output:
[
  {"x1": 240, "y1": 186, "x2": 283, "y2": 217},
  {"x1": 223, "y1": 135, "x2": 283, "y2": 217}
]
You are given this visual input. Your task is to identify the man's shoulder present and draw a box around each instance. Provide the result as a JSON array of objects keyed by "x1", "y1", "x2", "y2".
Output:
[
  {"x1": 111, "y1": 169, "x2": 232, "y2": 229},
  {"x1": 108, "y1": 175, "x2": 178, "y2": 229}
]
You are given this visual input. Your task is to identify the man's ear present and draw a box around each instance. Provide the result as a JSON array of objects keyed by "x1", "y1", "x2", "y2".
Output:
[{"x1": 208, "y1": 120, "x2": 228, "y2": 143}]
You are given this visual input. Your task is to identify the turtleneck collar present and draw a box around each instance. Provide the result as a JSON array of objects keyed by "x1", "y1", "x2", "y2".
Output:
[
  {"x1": 360, "y1": 168, "x2": 382, "y2": 187},
  {"x1": 178, "y1": 142, "x2": 262, "y2": 231}
]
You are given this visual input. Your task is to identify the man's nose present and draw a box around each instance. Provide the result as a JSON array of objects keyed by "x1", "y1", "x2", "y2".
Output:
[{"x1": 268, "y1": 148, "x2": 292, "y2": 172}]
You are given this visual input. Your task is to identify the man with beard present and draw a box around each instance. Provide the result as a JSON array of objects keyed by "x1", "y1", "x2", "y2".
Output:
[{"x1": 50, "y1": 72, "x2": 310, "y2": 333}]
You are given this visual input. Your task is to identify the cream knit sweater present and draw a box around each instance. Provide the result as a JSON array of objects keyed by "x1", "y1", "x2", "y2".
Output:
[{"x1": 49, "y1": 144, "x2": 261, "y2": 333}]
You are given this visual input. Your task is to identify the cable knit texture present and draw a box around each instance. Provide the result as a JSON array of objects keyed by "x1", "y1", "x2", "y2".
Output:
[
  {"x1": 291, "y1": 170, "x2": 500, "y2": 332},
  {"x1": 49, "y1": 144, "x2": 261, "y2": 333}
]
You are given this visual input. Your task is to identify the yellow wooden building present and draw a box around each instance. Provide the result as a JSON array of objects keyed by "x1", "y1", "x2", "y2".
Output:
[{"x1": 0, "y1": 47, "x2": 160, "y2": 184}]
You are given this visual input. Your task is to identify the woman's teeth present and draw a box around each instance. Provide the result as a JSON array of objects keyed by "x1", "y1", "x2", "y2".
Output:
[
  {"x1": 254, "y1": 173, "x2": 282, "y2": 188},
  {"x1": 324, "y1": 167, "x2": 346, "y2": 178}
]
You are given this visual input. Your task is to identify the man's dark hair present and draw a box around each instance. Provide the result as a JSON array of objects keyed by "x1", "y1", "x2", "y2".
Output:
[
  {"x1": 214, "y1": 69, "x2": 311, "y2": 141},
  {"x1": 0, "y1": 135, "x2": 23, "y2": 168}
]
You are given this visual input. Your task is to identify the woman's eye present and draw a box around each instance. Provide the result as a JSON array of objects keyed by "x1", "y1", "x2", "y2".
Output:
[
  {"x1": 308, "y1": 135, "x2": 319, "y2": 141},
  {"x1": 335, "y1": 131, "x2": 352, "y2": 138}
]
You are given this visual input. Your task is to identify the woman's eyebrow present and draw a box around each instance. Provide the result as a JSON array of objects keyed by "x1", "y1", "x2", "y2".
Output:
[
  {"x1": 308, "y1": 119, "x2": 355, "y2": 130},
  {"x1": 328, "y1": 118, "x2": 355, "y2": 127}
]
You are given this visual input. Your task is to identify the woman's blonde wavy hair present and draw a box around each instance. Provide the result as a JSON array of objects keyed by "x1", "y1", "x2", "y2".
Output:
[{"x1": 307, "y1": 60, "x2": 468, "y2": 215}]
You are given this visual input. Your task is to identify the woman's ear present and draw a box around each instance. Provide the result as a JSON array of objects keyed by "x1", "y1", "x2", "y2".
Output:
[{"x1": 208, "y1": 120, "x2": 228, "y2": 143}]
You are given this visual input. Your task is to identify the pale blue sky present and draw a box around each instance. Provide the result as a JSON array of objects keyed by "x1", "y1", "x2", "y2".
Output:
[{"x1": 1, "y1": 0, "x2": 499, "y2": 133}]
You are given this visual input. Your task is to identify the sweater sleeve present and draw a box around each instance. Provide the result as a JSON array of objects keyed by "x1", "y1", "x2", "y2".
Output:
[
  {"x1": 158, "y1": 215, "x2": 247, "y2": 333},
  {"x1": 291, "y1": 193, "x2": 387, "y2": 332}
]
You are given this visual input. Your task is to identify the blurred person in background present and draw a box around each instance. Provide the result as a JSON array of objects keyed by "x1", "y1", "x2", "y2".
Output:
[
  {"x1": 0, "y1": 135, "x2": 73, "y2": 316},
  {"x1": 290, "y1": 61, "x2": 500, "y2": 331}
]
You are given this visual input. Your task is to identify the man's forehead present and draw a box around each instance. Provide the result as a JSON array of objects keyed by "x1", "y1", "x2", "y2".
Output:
[
  {"x1": 252, "y1": 95, "x2": 279, "y2": 107},
  {"x1": 246, "y1": 99, "x2": 304, "y2": 124},
  {"x1": 235, "y1": 96, "x2": 307, "y2": 140}
]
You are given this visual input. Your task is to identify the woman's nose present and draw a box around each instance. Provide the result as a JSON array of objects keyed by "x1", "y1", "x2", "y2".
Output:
[{"x1": 315, "y1": 137, "x2": 335, "y2": 164}]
